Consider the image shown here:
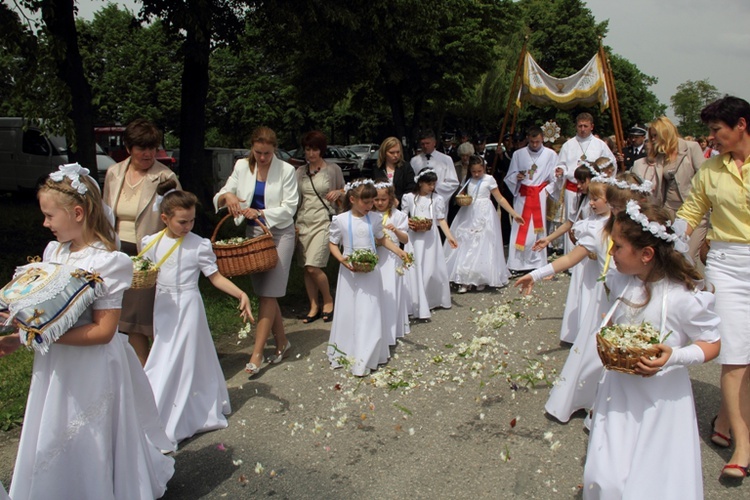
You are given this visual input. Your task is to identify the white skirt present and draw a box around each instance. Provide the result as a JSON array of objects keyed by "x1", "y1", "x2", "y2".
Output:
[
  {"x1": 327, "y1": 266, "x2": 389, "y2": 376},
  {"x1": 704, "y1": 242, "x2": 750, "y2": 364},
  {"x1": 584, "y1": 367, "x2": 703, "y2": 499}
]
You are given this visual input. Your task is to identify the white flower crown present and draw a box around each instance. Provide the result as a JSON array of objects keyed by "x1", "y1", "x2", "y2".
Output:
[
  {"x1": 593, "y1": 175, "x2": 653, "y2": 194},
  {"x1": 414, "y1": 168, "x2": 436, "y2": 182},
  {"x1": 373, "y1": 181, "x2": 392, "y2": 190},
  {"x1": 49, "y1": 163, "x2": 90, "y2": 195},
  {"x1": 625, "y1": 200, "x2": 678, "y2": 243},
  {"x1": 344, "y1": 178, "x2": 375, "y2": 193},
  {"x1": 596, "y1": 159, "x2": 614, "y2": 171},
  {"x1": 580, "y1": 161, "x2": 599, "y2": 178}
]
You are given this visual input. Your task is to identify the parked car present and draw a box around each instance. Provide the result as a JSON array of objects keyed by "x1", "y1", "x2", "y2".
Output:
[
  {"x1": 345, "y1": 143, "x2": 379, "y2": 159},
  {"x1": 360, "y1": 150, "x2": 379, "y2": 178},
  {"x1": 0, "y1": 117, "x2": 116, "y2": 191},
  {"x1": 331, "y1": 144, "x2": 364, "y2": 170},
  {"x1": 289, "y1": 146, "x2": 361, "y2": 179},
  {"x1": 94, "y1": 125, "x2": 176, "y2": 169}
]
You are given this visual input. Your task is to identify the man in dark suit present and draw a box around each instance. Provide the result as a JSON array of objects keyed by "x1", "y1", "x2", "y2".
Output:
[
  {"x1": 438, "y1": 133, "x2": 458, "y2": 161},
  {"x1": 623, "y1": 124, "x2": 647, "y2": 169}
]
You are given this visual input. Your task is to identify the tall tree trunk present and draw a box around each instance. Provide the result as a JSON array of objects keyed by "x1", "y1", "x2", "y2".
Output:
[
  {"x1": 178, "y1": 19, "x2": 212, "y2": 224},
  {"x1": 384, "y1": 82, "x2": 407, "y2": 148},
  {"x1": 41, "y1": 0, "x2": 97, "y2": 173}
]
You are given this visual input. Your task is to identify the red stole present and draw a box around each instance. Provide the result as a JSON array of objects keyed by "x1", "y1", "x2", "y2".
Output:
[{"x1": 515, "y1": 182, "x2": 549, "y2": 250}]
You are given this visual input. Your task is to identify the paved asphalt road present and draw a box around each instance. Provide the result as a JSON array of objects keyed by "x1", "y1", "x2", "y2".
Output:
[{"x1": 1, "y1": 275, "x2": 744, "y2": 498}]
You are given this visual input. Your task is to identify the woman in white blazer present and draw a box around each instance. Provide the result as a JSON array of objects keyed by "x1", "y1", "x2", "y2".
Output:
[{"x1": 214, "y1": 126, "x2": 299, "y2": 375}]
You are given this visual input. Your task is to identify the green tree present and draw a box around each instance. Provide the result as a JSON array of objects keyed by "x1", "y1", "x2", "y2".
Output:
[
  {"x1": 670, "y1": 79, "x2": 720, "y2": 137},
  {"x1": 256, "y1": 0, "x2": 513, "y2": 143},
  {"x1": 77, "y1": 5, "x2": 182, "y2": 131},
  {"x1": 141, "y1": 0, "x2": 248, "y2": 206}
]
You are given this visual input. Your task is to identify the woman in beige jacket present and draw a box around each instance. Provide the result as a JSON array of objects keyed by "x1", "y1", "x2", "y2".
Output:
[
  {"x1": 631, "y1": 116, "x2": 707, "y2": 265},
  {"x1": 103, "y1": 119, "x2": 180, "y2": 365}
]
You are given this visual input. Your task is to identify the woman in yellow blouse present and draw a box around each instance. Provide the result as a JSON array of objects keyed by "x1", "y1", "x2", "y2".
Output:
[{"x1": 677, "y1": 96, "x2": 750, "y2": 479}]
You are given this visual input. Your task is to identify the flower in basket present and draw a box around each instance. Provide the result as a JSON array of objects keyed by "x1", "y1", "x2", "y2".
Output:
[
  {"x1": 214, "y1": 236, "x2": 250, "y2": 246},
  {"x1": 131, "y1": 255, "x2": 156, "y2": 272},
  {"x1": 598, "y1": 322, "x2": 664, "y2": 350},
  {"x1": 347, "y1": 249, "x2": 379, "y2": 272},
  {"x1": 396, "y1": 252, "x2": 415, "y2": 276}
]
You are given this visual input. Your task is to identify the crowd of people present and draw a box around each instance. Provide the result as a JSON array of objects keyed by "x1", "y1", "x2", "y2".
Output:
[{"x1": 0, "y1": 94, "x2": 748, "y2": 499}]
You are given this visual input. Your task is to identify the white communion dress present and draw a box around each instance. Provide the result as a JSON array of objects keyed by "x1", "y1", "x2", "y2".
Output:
[
  {"x1": 142, "y1": 231, "x2": 231, "y2": 444},
  {"x1": 10, "y1": 241, "x2": 174, "y2": 500},
  {"x1": 583, "y1": 273, "x2": 720, "y2": 499},
  {"x1": 327, "y1": 211, "x2": 390, "y2": 376},
  {"x1": 402, "y1": 192, "x2": 451, "y2": 318},
  {"x1": 545, "y1": 213, "x2": 614, "y2": 422},
  {"x1": 376, "y1": 208, "x2": 411, "y2": 344},
  {"x1": 444, "y1": 174, "x2": 510, "y2": 288}
]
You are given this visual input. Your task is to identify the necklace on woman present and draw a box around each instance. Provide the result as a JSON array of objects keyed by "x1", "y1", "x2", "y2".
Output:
[{"x1": 309, "y1": 160, "x2": 325, "y2": 176}]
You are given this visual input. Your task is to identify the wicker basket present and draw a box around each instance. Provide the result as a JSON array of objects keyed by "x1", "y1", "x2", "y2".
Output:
[
  {"x1": 211, "y1": 215, "x2": 279, "y2": 277},
  {"x1": 131, "y1": 267, "x2": 159, "y2": 289},
  {"x1": 455, "y1": 194, "x2": 473, "y2": 206},
  {"x1": 409, "y1": 218, "x2": 433, "y2": 232},
  {"x1": 596, "y1": 334, "x2": 661, "y2": 375},
  {"x1": 350, "y1": 261, "x2": 376, "y2": 273}
]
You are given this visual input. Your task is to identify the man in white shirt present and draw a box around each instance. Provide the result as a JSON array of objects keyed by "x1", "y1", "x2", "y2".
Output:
[
  {"x1": 410, "y1": 130, "x2": 459, "y2": 203},
  {"x1": 556, "y1": 113, "x2": 616, "y2": 253},
  {"x1": 504, "y1": 126, "x2": 561, "y2": 272}
]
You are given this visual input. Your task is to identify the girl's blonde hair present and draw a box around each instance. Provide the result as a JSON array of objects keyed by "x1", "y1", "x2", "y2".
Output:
[
  {"x1": 375, "y1": 183, "x2": 397, "y2": 210},
  {"x1": 604, "y1": 172, "x2": 648, "y2": 236},
  {"x1": 648, "y1": 116, "x2": 680, "y2": 160},
  {"x1": 246, "y1": 126, "x2": 278, "y2": 174},
  {"x1": 39, "y1": 174, "x2": 117, "y2": 251},
  {"x1": 377, "y1": 137, "x2": 404, "y2": 169},
  {"x1": 587, "y1": 179, "x2": 607, "y2": 200}
]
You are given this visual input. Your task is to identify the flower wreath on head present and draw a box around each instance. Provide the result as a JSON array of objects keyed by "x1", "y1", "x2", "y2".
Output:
[
  {"x1": 580, "y1": 161, "x2": 599, "y2": 178},
  {"x1": 541, "y1": 120, "x2": 561, "y2": 143},
  {"x1": 344, "y1": 178, "x2": 375, "y2": 193},
  {"x1": 596, "y1": 159, "x2": 614, "y2": 171},
  {"x1": 414, "y1": 168, "x2": 436, "y2": 183},
  {"x1": 49, "y1": 163, "x2": 90, "y2": 195},
  {"x1": 625, "y1": 199, "x2": 679, "y2": 244},
  {"x1": 593, "y1": 175, "x2": 654, "y2": 194},
  {"x1": 373, "y1": 181, "x2": 392, "y2": 190}
]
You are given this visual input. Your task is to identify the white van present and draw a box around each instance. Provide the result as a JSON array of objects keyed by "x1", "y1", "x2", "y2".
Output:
[{"x1": 0, "y1": 117, "x2": 116, "y2": 192}]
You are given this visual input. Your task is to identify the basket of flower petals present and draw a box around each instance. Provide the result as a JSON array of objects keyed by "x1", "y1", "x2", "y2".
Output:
[
  {"x1": 408, "y1": 217, "x2": 433, "y2": 232},
  {"x1": 596, "y1": 322, "x2": 664, "y2": 375},
  {"x1": 347, "y1": 249, "x2": 379, "y2": 273}
]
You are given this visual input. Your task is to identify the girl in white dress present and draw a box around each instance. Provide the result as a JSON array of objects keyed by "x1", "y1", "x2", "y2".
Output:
[
  {"x1": 1, "y1": 165, "x2": 174, "y2": 500},
  {"x1": 402, "y1": 169, "x2": 457, "y2": 319},
  {"x1": 516, "y1": 177, "x2": 613, "y2": 423},
  {"x1": 445, "y1": 156, "x2": 524, "y2": 292},
  {"x1": 327, "y1": 180, "x2": 407, "y2": 376},
  {"x1": 583, "y1": 201, "x2": 720, "y2": 499},
  {"x1": 535, "y1": 161, "x2": 600, "y2": 343},
  {"x1": 373, "y1": 182, "x2": 411, "y2": 344},
  {"x1": 143, "y1": 181, "x2": 253, "y2": 444}
]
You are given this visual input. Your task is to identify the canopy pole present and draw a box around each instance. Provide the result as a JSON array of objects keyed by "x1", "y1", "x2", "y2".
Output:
[{"x1": 599, "y1": 39, "x2": 625, "y2": 171}]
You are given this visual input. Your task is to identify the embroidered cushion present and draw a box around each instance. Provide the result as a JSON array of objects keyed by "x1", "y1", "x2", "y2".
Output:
[{"x1": 0, "y1": 262, "x2": 103, "y2": 354}]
